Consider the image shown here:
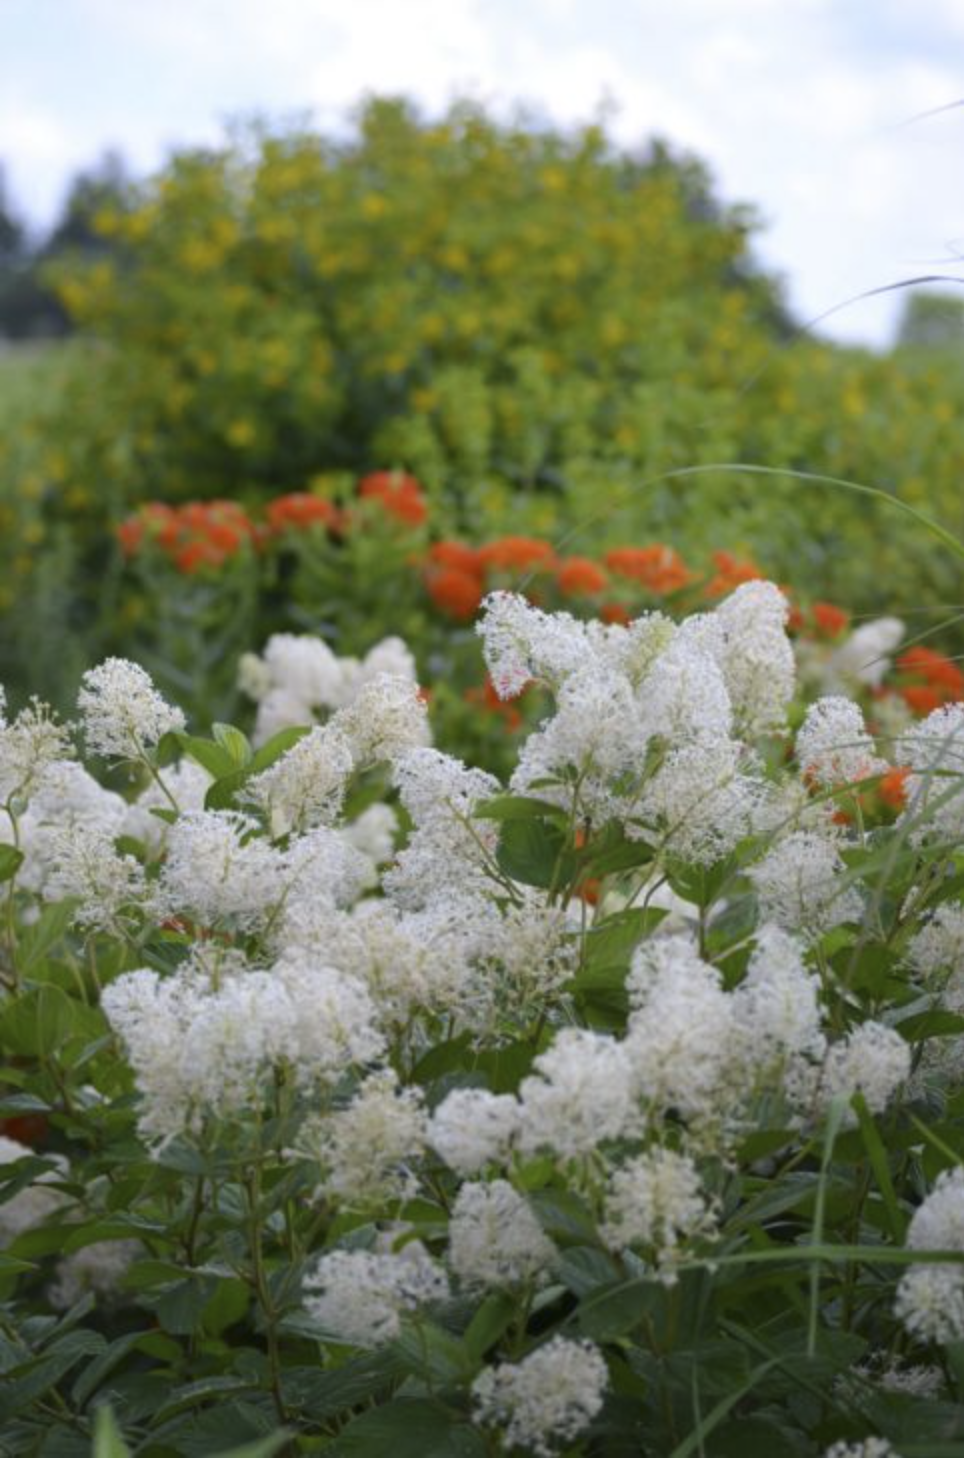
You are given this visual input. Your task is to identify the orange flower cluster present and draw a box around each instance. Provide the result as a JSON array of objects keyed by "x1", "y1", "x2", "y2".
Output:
[
  {"x1": 894, "y1": 645, "x2": 964, "y2": 716},
  {"x1": 357, "y1": 471, "x2": 428, "y2": 527},
  {"x1": 116, "y1": 486, "x2": 962, "y2": 743},
  {"x1": 423, "y1": 535, "x2": 702, "y2": 622},
  {"x1": 604, "y1": 544, "x2": 691, "y2": 595},
  {"x1": 117, "y1": 500, "x2": 258, "y2": 574},
  {"x1": 704, "y1": 549, "x2": 764, "y2": 599},
  {"x1": 265, "y1": 492, "x2": 344, "y2": 535},
  {"x1": 117, "y1": 472, "x2": 429, "y2": 574}
]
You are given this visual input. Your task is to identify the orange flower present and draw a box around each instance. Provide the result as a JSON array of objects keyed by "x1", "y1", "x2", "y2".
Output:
[
  {"x1": 174, "y1": 540, "x2": 226, "y2": 574},
  {"x1": 704, "y1": 550, "x2": 763, "y2": 598},
  {"x1": 117, "y1": 516, "x2": 145, "y2": 556},
  {"x1": 428, "y1": 539, "x2": 482, "y2": 576},
  {"x1": 556, "y1": 556, "x2": 609, "y2": 597},
  {"x1": 897, "y1": 646, "x2": 964, "y2": 701},
  {"x1": 464, "y1": 675, "x2": 527, "y2": 731},
  {"x1": 901, "y1": 684, "x2": 944, "y2": 717},
  {"x1": 599, "y1": 601, "x2": 631, "y2": 625},
  {"x1": 478, "y1": 536, "x2": 556, "y2": 573},
  {"x1": 143, "y1": 502, "x2": 181, "y2": 549},
  {"x1": 811, "y1": 601, "x2": 850, "y2": 638},
  {"x1": 266, "y1": 492, "x2": 341, "y2": 535},
  {"x1": 358, "y1": 470, "x2": 428, "y2": 527},
  {"x1": 879, "y1": 766, "x2": 909, "y2": 811},
  {"x1": 0, "y1": 1113, "x2": 48, "y2": 1146},
  {"x1": 426, "y1": 566, "x2": 485, "y2": 621},
  {"x1": 604, "y1": 544, "x2": 690, "y2": 594}
]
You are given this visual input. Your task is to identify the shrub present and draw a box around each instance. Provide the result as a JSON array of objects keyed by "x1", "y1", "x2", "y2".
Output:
[
  {"x1": 2, "y1": 98, "x2": 962, "y2": 690},
  {"x1": 2, "y1": 585, "x2": 964, "y2": 1452}
]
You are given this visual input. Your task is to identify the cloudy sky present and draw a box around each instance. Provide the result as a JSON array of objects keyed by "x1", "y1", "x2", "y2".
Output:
[{"x1": 2, "y1": 0, "x2": 962, "y2": 346}]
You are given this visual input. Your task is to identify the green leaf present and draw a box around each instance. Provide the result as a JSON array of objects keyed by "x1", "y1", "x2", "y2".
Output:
[
  {"x1": 894, "y1": 1009, "x2": 964, "y2": 1041},
  {"x1": 0, "y1": 985, "x2": 98, "y2": 1057},
  {"x1": 204, "y1": 767, "x2": 253, "y2": 811},
  {"x1": 73, "y1": 1330, "x2": 153, "y2": 1408},
  {"x1": 92, "y1": 1403, "x2": 132, "y2": 1458},
  {"x1": 396, "y1": 1321, "x2": 478, "y2": 1383},
  {"x1": 153, "y1": 1375, "x2": 260, "y2": 1423},
  {"x1": 282, "y1": 1350, "x2": 407, "y2": 1420},
  {"x1": 177, "y1": 734, "x2": 238, "y2": 780},
  {"x1": 212, "y1": 722, "x2": 253, "y2": 768},
  {"x1": 580, "y1": 823, "x2": 655, "y2": 877},
  {"x1": 808, "y1": 1096, "x2": 849, "y2": 1356},
  {"x1": 248, "y1": 725, "x2": 311, "y2": 773},
  {"x1": 556, "y1": 1245, "x2": 622, "y2": 1296},
  {"x1": 153, "y1": 1275, "x2": 217, "y2": 1335},
  {"x1": 668, "y1": 1359, "x2": 782, "y2": 1458},
  {"x1": 853, "y1": 1094, "x2": 905, "y2": 1242},
  {"x1": 581, "y1": 908, "x2": 664, "y2": 973},
  {"x1": 474, "y1": 794, "x2": 568, "y2": 822},
  {"x1": 529, "y1": 1188, "x2": 599, "y2": 1242},
  {"x1": 202, "y1": 1276, "x2": 250, "y2": 1336},
  {"x1": 577, "y1": 1277, "x2": 662, "y2": 1340},
  {"x1": 328, "y1": 1399, "x2": 486, "y2": 1458},
  {"x1": 0, "y1": 1329, "x2": 106, "y2": 1422},
  {"x1": 0, "y1": 844, "x2": 24, "y2": 882},
  {"x1": 497, "y1": 815, "x2": 574, "y2": 889},
  {"x1": 201, "y1": 727, "x2": 310, "y2": 810},
  {"x1": 211, "y1": 1436, "x2": 294, "y2": 1458},
  {"x1": 463, "y1": 1292, "x2": 516, "y2": 1360}
]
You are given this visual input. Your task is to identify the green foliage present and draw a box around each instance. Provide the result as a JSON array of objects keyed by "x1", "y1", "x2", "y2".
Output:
[{"x1": 1, "y1": 99, "x2": 963, "y2": 713}]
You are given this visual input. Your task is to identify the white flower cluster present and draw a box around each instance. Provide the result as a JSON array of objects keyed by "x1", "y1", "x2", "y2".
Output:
[
  {"x1": 898, "y1": 704, "x2": 964, "y2": 846},
  {"x1": 47, "y1": 1239, "x2": 140, "y2": 1310},
  {"x1": 906, "y1": 902, "x2": 964, "y2": 977},
  {"x1": 600, "y1": 1147, "x2": 717, "y2": 1276},
  {"x1": 823, "y1": 1441, "x2": 899, "y2": 1458},
  {"x1": 245, "y1": 676, "x2": 427, "y2": 837},
  {"x1": 0, "y1": 1137, "x2": 68, "y2": 1245},
  {"x1": 238, "y1": 633, "x2": 420, "y2": 745},
  {"x1": 77, "y1": 658, "x2": 186, "y2": 759},
  {"x1": 478, "y1": 583, "x2": 793, "y2": 862},
  {"x1": 301, "y1": 1070, "x2": 427, "y2": 1206},
  {"x1": 895, "y1": 1166, "x2": 964, "y2": 1344},
  {"x1": 749, "y1": 831, "x2": 862, "y2": 940},
  {"x1": 797, "y1": 616, "x2": 905, "y2": 699},
  {"x1": 471, "y1": 1336, "x2": 608, "y2": 1457},
  {"x1": 102, "y1": 956, "x2": 384, "y2": 1143},
  {"x1": 796, "y1": 697, "x2": 886, "y2": 788},
  {"x1": 302, "y1": 1242, "x2": 449, "y2": 1346},
  {"x1": 448, "y1": 1180, "x2": 556, "y2": 1290},
  {"x1": 427, "y1": 1088, "x2": 520, "y2": 1176},
  {"x1": 0, "y1": 698, "x2": 73, "y2": 802}
]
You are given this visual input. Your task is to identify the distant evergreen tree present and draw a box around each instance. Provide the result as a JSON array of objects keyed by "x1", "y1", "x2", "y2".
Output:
[
  {"x1": 0, "y1": 152, "x2": 130, "y2": 338},
  {"x1": 0, "y1": 168, "x2": 25, "y2": 262},
  {"x1": 43, "y1": 150, "x2": 129, "y2": 256}
]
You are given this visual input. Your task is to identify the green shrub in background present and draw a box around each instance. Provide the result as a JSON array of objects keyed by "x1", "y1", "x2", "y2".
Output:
[{"x1": 0, "y1": 97, "x2": 962, "y2": 707}]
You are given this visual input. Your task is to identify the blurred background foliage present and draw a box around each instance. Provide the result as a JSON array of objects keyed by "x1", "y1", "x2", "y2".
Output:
[{"x1": 0, "y1": 97, "x2": 961, "y2": 709}]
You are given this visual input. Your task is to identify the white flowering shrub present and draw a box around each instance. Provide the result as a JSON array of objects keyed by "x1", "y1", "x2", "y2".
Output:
[{"x1": 0, "y1": 585, "x2": 962, "y2": 1456}]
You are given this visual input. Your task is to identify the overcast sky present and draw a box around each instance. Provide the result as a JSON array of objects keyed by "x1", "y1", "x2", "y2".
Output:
[{"x1": 2, "y1": 0, "x2": 962, "y2": 347}]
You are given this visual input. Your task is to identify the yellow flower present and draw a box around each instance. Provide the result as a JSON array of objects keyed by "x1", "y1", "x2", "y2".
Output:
[{"x1": 226, "y1": 419, "x2": 257, "y2": 448}]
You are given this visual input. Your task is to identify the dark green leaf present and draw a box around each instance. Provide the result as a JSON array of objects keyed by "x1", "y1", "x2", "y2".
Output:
[
  {"x1": 0, "y1": 844, "x2": 24, "y2": 881},
  {"x1": 497, "y1": 816, "x2": 574, "y2": 889},
  {"x1": 328, "y1": 1399, "x2": 485, "y2": 1458}
]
